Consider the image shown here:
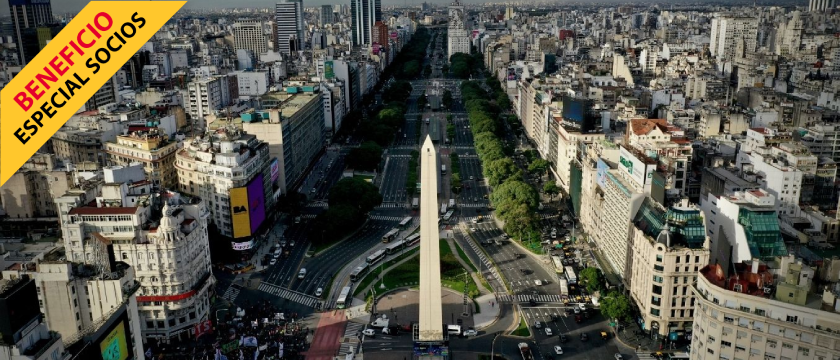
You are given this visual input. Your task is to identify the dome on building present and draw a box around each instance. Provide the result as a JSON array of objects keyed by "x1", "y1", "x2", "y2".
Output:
[{"x1": 159, "y1": 202, "x2": 177, "y2": 230}]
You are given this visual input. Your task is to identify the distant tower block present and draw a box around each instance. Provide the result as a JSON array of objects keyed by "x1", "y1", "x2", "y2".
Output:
[{"x1": 418, "y1": 135, "x2": 444, "y2": 342}]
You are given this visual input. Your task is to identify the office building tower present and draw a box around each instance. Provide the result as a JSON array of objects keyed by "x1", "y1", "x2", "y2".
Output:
[
  {"x1": 9, "y1": 0, "x2": 55, "y2": 65},
  {"x1": 350, "y1": 0, "x2": 381, "y2": 47},
  {"x1": 709, "y1": 15, "x2": 758, "y2": 61},
  {"x1": 447, "y1": 0, "x2": 470, "y2": 57},
  {"x1": 233, "y1": 20, "x2": 269, "y2": 61},
  {"x1": 275, "y1": 0, "x2": 304, "y2": 56},
  {"x1": 321, "y1": 5, "x2": 334, "y2": 26},
  {"x1": 810, "y1": 0, "x2": 836, "y2": 11}
]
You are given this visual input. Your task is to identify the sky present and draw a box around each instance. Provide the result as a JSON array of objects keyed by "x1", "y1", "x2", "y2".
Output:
[{"x1": 1, "y1": 0, "x2": 445, "y2": 15}]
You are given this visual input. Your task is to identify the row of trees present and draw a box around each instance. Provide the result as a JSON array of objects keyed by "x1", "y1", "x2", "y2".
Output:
[
  {"x1": 449, "y1": 53, "x2": 483, "y2": 79},
  {"x1": 579, "y1": 267, "x2": 633, "y2": 323},
  {"x1": 310, "y1": 177, "x2": 382, "y2": 247},
  {"x1": 391, "y1": 27, "x2": 431, "y2": 80},
  {"x1": 449, "y1": 153, "x2": 462, "y2": 193},
  {"x1": 461, "y1": 79, "x2": 541, "y2": 243}
]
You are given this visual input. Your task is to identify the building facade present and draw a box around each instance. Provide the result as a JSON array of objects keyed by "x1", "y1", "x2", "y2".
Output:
[
  {"x1": 103, "y1": 130, "x2": 180, "y2": 189},
  {"x1": 447, "y1": 0, "x2": 471, "y2": 57},
  {"x1": 350, "y1": 0, "x2": 381, "y2": 47},
  {"x1": 275, "y1": 0, "x2": 304, "y2": 56}
]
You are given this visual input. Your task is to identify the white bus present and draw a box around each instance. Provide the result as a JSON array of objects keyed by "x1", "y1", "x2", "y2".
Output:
[
  {"x1": 382, "y1": 228, "x2": 399, "y2": 243},
  {"x1": 404, "y1": 233, "x2": 421, "y2": 247},
  {"x1": 551, "y1": 256, "x2": 563, "y2": 273},
  {"x1": 386, "y1": 240, "x2": 406, "y2": 254},
  {"x1": 440, "y1": 203, "x2": 447, "y2": 215},
  {"x1": 336, "y1": 286, "x2": 352, "y2": 309},
  {"x1": 442, "y1": 210, "x2": 454, "y2": 222},
  {"x1": 367, "y1": 249, "x2": 387, "y2": 265},
  {"x1": 565, "y1": 266, "x2": 577, "y2": 284},
  {"x1": 412, "y1": 198, "x2": 419, "y2": 209},
  {"x1": 349, "y1": 264, "x2": 369, "y2": 282},
  {"x1": 399, "y1": 217, "x2": 412, "y2": 229}
]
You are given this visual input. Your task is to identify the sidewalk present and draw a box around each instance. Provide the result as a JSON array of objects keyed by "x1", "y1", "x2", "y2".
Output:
[{"x1": 473, "y1": 293, "x2": 500, "y2": 330}]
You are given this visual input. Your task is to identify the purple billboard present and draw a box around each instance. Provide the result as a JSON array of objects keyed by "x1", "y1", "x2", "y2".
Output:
[{"x1": 246, "y1": 174, "x2": 266, "y2": 235}]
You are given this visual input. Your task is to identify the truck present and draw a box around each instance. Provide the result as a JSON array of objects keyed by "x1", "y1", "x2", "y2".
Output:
[
  {"x1": 518, "y1": 343, "x2": 532, "y2": 360},
  {"x1": 370, "y1": 315, "x2": 390, "y2": 328},
  {"x1": 441, "y1": 164, "x2": 447, "y2": 174},
  {"x1": 440, "y1": 203, "x2": 447, "y2": 215},
  {"x1": 449, "y1": 199, "x2": 455, "y2": 208}
]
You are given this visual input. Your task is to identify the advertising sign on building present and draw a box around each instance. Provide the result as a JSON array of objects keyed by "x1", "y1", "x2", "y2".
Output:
[
  {"x1": 270, "y1": 158, "x2": 280, "y2": 183},
  {"x1": 596, "y1": 159, "x2": 609, "y2": 189},
  {"x1": 247, "y1": 174, "x2": 266, "y2": 235},
  {"x1": 99, "y1": 321, "x2": 129, "y2": 360},
  {"x1": 231, "y1": 240, "x2": 255, "y2": 251},
  {"x1": 619, "y1": 146, "x2": 655, "y2": 189},
  {"x1": 230, "y1": 187, "x2": 251, "y2": 238},
  {"x1": 324, "y1": 60, "x2": 335, "y2": 79}
]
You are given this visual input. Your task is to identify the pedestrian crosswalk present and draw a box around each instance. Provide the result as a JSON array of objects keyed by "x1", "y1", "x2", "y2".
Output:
[
  {"x1": 463, "y1": 214, "x2": 494, "y2": 223},
  {"x1": 369, "y1": 215, "x2": 406, "y2": 221},
  {"x1": 496, "y1": 293, "x2": 564, "y2": 303},
  {"x1": 375, "y1": 203, "x2": 404, "y2": 209},
  {"x1": 221, "y1": 285, "x2": 241, "y2": 302},
  {"x1": 390, "y1": 145, "x2": 418, "y2": 150},
  {"x1": 388, "y1": 154, "x2": 412, "y2": 158},
  {"x1": 461, "y1": 203, "x2": 489, "y2": 208},
  {"x1": 452, "y1": 146, "x2": 475, "y2": 150},
  {"x1": 301, "y1": 214, "x2": 318, "y2": 219},
  {"x1": 338, "y1": 322, "x2": 364, "y2": 356},
  {"x1": 308, "y1": 203, "x2": 328, "y2": 208},
  {"x1": 459, "y1": 153, "x2": 478, "y2": 158},
  {"x1": 258, "y1": 282, "x2": 320, "y2": 308},
  {"x1": 460, "y1": 235, "x2": 504, "y2": 286}
]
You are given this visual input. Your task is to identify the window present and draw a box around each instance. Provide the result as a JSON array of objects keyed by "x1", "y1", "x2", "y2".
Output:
[
  {"x1": 722, "y1": 341, "x2": 732, "y2": 348},
  {"x1": 786, "y1": 315, "x2": 798, "y2": 323}
]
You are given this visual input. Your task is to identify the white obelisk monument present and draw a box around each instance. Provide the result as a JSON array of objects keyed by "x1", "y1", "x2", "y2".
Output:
[{"x1": 418, "y1": 135, "x2": 444, "y2": 342}]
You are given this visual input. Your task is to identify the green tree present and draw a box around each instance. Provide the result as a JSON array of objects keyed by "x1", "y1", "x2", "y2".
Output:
[
  {"x1": 496, "y1": 91, "x2": 511, "y2": 111},
  {"x1": 600, "y1": 291, "x2": 633, "y2": 323},
  {"x1": 346, "y1": 141, "x2": 383, "y2": 171},
  {"x1": 329, "y1": 177, "x2": 383, "y2": 213},
  {"x1": 542, "y1": 182, "x2": 560, "y2": 200},
  {"x1": 442, "y1": 63, "x2": 449, "y2": 75},
  {"x1": 442, "y1": 90, "x2": 453, "y2": 109},
  {"x1": 528, "y1": 158, "x2": 550, "y2": 176},
  {"x1": 423, "y1": 64, "x2": 432, "y2": 78},
  {"x1": 403, "y1": 60, "x2": 421, "y2": 78},
  {"x1": 417, "y1": 93, "x2": 428, "y2": 110},
  {"x1": 382, "y1": 81, "x2": 413, "y2": 103},
  {"x1": 490, "y1": 180, "x2": 539, "y2": 211},
  {"x1": 579, "y1": 267, "x2": 604, "y2": 294},
  {"x1": 484, "y1": 158, "x2": 523, "y2": 187}
]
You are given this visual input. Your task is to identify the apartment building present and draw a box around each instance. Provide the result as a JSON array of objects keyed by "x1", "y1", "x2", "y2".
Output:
[
  {"x1": 0, "y1": 277, "x2": 67, "y2": 360},
  {"x1": 103, "y1": 130, "x2": 180, "y2": 189},
  {"x1": 692, "y1": 257, "x2": 840, "y2": 360}
]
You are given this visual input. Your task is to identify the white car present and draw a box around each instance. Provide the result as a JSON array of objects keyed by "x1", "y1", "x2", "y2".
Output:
[
  {"x1": 574, "y1": 307, "x2": 581, "y2": 314},
  {"x1": 545, "y1": 328, "x2": 553, "y2": 336},
  {"x1": 470, "y1": 227, "x2": 477, "y2": 232},
  {"x1": 270, "y1": 258, "x2": 277, "y2": 265},
  {"x1": 554, "y1": 346, "x2": 563, "y2": 355},
  {"x1": 315, "y1": 287, "x2": 323, "y2": 297},
  {"x1": 614, "y1": 354, "x2": 624, "y2": 360},
  {"x1": 362, "y1": 329, "x2": 376, "y2": 336},
  {"x1": 534, "y1": 280, "x2": 543, "y2": 286},
  {"x1": 463, "y1": 329, "x2": 478, "y2": 337}
]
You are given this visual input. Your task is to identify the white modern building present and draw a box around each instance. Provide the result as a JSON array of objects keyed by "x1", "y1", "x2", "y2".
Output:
[
  {"x1": 447, "y1": 0, "x2": 470, "y2": 58},
  {"x1": 234, "y1": 70, "x2": 270, "y2": 97},
  {"x1": 233, "y1": 20, "x2": 269, "y2": 61}
]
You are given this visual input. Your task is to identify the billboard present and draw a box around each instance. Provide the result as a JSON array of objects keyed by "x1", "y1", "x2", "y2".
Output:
[
  {"x1": 270, "y1": 158, "x2": 280, "y2": 183},
  {"x1": 230, "y1": 187, "x2": 251, "y2": 238},
  {"x1": 414, "y1": 343, "x2": 449, "y2": 357},
  {"x1": 596, "y1": 159, "x2": 609, "y2": 189},
  {"x1": 247, "y1": 174, "x2": 266, "y2": 235},
  {"x1": 619, "y1": 146, "x2": 655, "y2": 189},
  {"x1": 100, "y1": 321, "x2": 129, "y2": 360},
  {"x1": 231, "y1": 240, "x2": 254, "y2": 251},
  {"x1": 562, "y1": 97, "x2": 585, "y2": 123},
  {"x1": 390, "y1": 31, "x2": 398, "y2": 39},
  {"x1": 324, "y1": 60, "x2": 334, "y2": 79}
]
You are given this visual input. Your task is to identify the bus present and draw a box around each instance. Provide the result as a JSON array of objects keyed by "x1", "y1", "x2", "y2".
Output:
[
  {"x1": 440, "y1": 204, "x2": 447, "y2": 215},
  {"x1": 551, "y1": 256, "x2": 563, "y2": 273},
  {"x1": 349, "y1": 264, "x2": 369, "y2": 282},
  {"x1": 412, "y1": 198, "x2": 419, "y2": 209},
  {"x1": 565, "y1": 266, "x2": 578, "y2": 284},
  {"x1": 336, "y1": 286, "x2": 352, "y2": 309},
  {"x1": 404, "y1": 233, "x2": 421, "y2": 247},
  {"x1": 399, "y1": 217, "x2": 412, "y2": 229},
  {"x1": 367, "y1": 249, "x2": 387, "y2": 265},
  {"x1": 386, "y1": 240, "x2": 406, "y2": 255},
  {"x1": 382, "y1": 228, "x2": 399, "y2": 243}
]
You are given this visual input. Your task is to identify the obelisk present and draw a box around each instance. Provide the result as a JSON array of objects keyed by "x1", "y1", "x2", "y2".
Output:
[{"x1": 418, "y1": 135, "x2": 444, "y2": 341}]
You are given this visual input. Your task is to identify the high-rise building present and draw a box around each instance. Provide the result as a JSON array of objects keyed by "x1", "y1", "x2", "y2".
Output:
[
  {"x1": 810, "y1": 0, "x2": 836, "y2": 11},
  {"x1": 103, "y1": 129, "x2": 180, "y2": 189},
  {"x1": 233, "y1": 20, "x2": 269, "y2": 60},
  {"x1": 372, "y1": 21, "x2": 389, "y2": 48},
  {"x1": 186, "y1": 76, "x2": 226, "y2": 121},
  {"x1": 447, "y1": 0, "x2": 470, "y2": 58},
  {"x1": 275, "y1": 0, "x2": 304, "y2": 56},
  {"x1": 9, "y1": 0, "x2": 55, "y2": 65},
  {"x1": 709, "y1": 16, "x2": 758, "y2": 61},
  {"x1": 320, "y1": 5, "x2": 334, "y2": 26},
  {"x1": 0, "y1": 276, "x2": 68, "y2": 360},
  {"x1": 350, "y1": 0, "x2": 381, "y2": 47}
]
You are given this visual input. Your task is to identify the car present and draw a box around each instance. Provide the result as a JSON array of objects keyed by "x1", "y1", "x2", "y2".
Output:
[
  {"x1": 614, "y1": 354, "x2": 624, "y2": 360},
  {"x1": 533, "y1": 321, "x2": 542, "y2": 329},
  {"x1": 580, "y1": 333, "x2": 589, "y2": 341},
  {"x1": 470, "y1": 176, "x2": 474, "y2": 180},
  {"x1": 559, "y1": 334, "x2": 567, "y2": 343},
  {"x1": 554, "y1": 346, "x2": 563, "y2": 355},
  {"x1": 574, "y1": 307, "x2": 581, "y2": 314},
  {"x1": 463, "y1": 329, "x2": 478, "y2": 337},
  {"x1": 362, "y1": 329, "x2": 376, "y2": 337},
  {"x1": 545, "y1": 328, "x2": 553, "y2": 336},
  {"x1": 290, "y1": 240, "x2": 296, "y2": 247},
  {"x1": 270, "y1": 258, "x2": 277, "y2": 265},
  {"x1": 310, "y1": 188, "x2": 317, "y2": 194},
  {"x1": 315, "y1": 287, "x2": 323, "y2": 297},
  {"x1": 280, "y1": 240, "x2": 287, "y2": 248},
  {"x1": 470, "y1": 227, "x2": 477, "y2": 232},
  {"x1": 534, "y1": 280, "x2": 543, "y2": 286}
]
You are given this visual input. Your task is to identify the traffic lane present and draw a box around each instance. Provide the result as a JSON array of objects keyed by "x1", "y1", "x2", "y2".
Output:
[
  {"x1": 300, "y1": 151, "x2": 338, "y2": 197},
  {"x1": 264, "y1": 222, "x2": 313, "y2": 286},
  {"x1": 316, "y1": 154, "x2": 346, "y2": 196},
  {"x1": 381, "y1": 157, "x2": 409, "y2": 203},
  {"x1": 473, "y1": 224, "x2": 560, "y2": 296},
  {"x1": 291, "y1": 220, "x2": 396, "y2": 294}
]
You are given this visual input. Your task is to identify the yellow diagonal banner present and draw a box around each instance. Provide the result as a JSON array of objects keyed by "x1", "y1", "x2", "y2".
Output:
[{"x1": 0, "y1": 1, "x2": 186, "y2": 187}]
